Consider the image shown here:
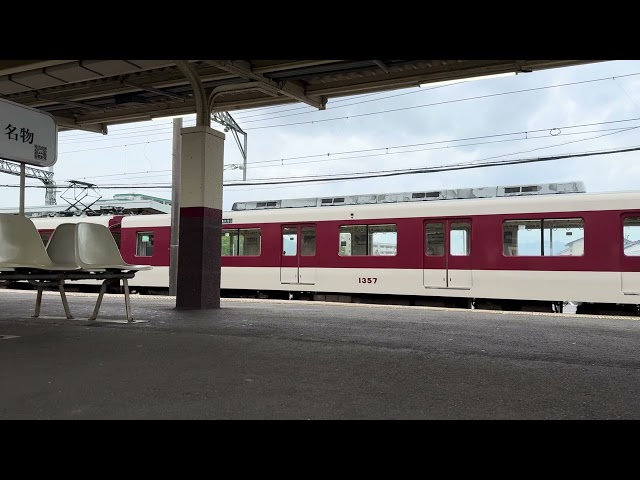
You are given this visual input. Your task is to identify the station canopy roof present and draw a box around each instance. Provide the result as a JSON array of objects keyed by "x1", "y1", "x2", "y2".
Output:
[{"x1": 0, "y1": 60, "x2": 601, "y2": 134}]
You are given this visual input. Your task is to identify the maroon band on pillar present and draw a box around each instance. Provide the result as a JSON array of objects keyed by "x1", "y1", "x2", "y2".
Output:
[{"x1": 176, "y1": 206, "x2": 222, "y2": 309}]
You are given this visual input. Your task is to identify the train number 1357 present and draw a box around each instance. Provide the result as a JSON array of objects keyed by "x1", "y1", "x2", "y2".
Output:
[{"x1": 358, "y1": 277, "x2": 377, "y2": 284}]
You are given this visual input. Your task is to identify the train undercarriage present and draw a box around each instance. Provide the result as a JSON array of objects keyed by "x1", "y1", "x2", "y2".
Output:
[
  {"x1": 2, "y1": 282, "x2": 639, "y2": 317},
  {"x1": 219, "y1": 289, "x2": 640, "y2": 317}
]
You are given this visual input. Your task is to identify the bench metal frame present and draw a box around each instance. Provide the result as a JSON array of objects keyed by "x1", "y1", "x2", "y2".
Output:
[{"x1": 0, "y1": 271, "x2": 137, "y2": 322}]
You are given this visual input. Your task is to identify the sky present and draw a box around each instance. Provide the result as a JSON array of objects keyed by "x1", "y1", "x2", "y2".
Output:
[{"x1": 3, "y1": 60, "x2": 640, "y2": 212}]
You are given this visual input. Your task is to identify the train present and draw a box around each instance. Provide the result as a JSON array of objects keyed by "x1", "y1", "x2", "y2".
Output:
[{"x1": 20, "y1": 180, "x2": 640, "y2": 316}]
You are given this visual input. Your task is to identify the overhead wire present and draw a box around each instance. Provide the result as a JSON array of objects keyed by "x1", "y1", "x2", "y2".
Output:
[
  {"x1": 11, "y1": 144, "x2": 640, "y2": 190},
  {"x1": 56, "y1": 71, "x2": 640, "y2": 145},
  {"x1": 9, "y1": 67, "x2": 640, "y2": 197},
  {"x1": 55, "y1": 90, "x2": 393, "y2": 141},
  {"x1": 225, "y1": 127, "x2": 640, "y2": 184},
  {"x1": 60, "y1": 117, "x2": 640, "y2": 182}
]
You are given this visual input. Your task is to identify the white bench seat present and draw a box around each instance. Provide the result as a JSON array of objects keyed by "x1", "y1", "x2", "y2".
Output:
[{"x1": 0, "y1": 215, "x2": 151, "y2": 322}]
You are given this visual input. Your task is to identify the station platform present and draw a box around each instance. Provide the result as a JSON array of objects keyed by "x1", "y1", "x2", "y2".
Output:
[{"x1": 0, "y1": 289, "x2": 638, "y2": 420}]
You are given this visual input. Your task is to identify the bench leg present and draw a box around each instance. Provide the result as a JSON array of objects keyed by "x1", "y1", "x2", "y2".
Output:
[
  {"x1": 32, "y1": 285, "x2": 44, "y2": 318},
  {"x1": 58, "y1": 280, "x2": 74, "y2": 319},
  {"x1": 123, "y1": 278, "x2": 134, "y2": 323},
  {"x1": 89, "y1": 280, "x2": 108, "y2": 321}
]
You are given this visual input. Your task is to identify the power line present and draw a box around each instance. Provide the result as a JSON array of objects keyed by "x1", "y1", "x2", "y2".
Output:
[
  {"x1": 462, "y1": 125, "x2": 640, "y2": 165},
  {"x1": 59, "y1": 139, "x2": 173, "y2": 155},
  {"x1": 56, "y1": 88, "x2": 414, "y2": 140},
  {"x1": 9, "y1": 145, "x2": 640, "y2": 190},
  {"x1": 54, "y1": 91, "x2": 391, "y2": 141},
  {"x1": 60, "y1": 126, "x2": 195, "y2": 144},
  {"x1": 244, "y1": 126, "x2": 638, "y2": 171},
  {"x1": 56, "y1": 123, "x2": 640, "y2": 187},
  {"x1": 241, "y1": 125, "x2": 640, "y2": 182},
  {"x1": 239, "y1": 74, "x2": 640, "y2": 125},
  {"x1": 57, "y1": 111, "x2": 640, "y2": 162},
  {"x1": 30, "y1": 67, "x2": 640, "y2": 196},
  {"x1": 59, "y1": 116, "x2": 640, "y2": 182},
  {"x1": 55, "y1": 70, "x2": 640, "y2": 145},
  {"x1": 224, "y1": 145, "x2": 640, "y2": 186},
  {"x1": 241, "y1": 117, "x2": 640, "y2": 167},
  {"x1": 243, "y1": 74, "x2": 640, "y2": 131}
]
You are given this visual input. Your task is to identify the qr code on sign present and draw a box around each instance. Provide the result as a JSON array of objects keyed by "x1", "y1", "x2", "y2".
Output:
[{"x1": 34, "y1": 144, "x2": 47, "y2": 161}]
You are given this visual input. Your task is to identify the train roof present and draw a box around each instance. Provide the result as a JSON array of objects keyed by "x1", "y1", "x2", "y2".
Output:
[
  {"x1": 31, "y1": 215, "x2": 114, "y2": 229},
  {"x1": 231, "y1": 181, "x2": 586, "y2": 211},
  {"x1": 121, "y1": 214, "x2": 170, "y2": 228},
  {"x1": 118, "y1": 188, "x2": 640, "y2": 228}
]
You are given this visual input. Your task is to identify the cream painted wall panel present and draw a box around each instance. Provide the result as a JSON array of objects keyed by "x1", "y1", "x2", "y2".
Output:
[
  {"x1": 621, "y1": 272, "x2": 640, "y2": 295},
  {"x1": 221, "y1": 267, "x2": 640, "y2": 304},
  {"x1": 423, "y1": 268, "x2": 446, "y2": 288},
  {"x1": 128, "y1": 267, "x2": 170, "y2": 288},
  {"x1": 180, "y1": 126, "x2": 225, "y2": 210},
  {"x1": 110, "y1": 265, "x2": 640, "y2": 305}
]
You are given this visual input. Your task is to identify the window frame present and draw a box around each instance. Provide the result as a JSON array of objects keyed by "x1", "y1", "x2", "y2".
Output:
[
  {"x1": 338, "y1": 223, "x2": 398, "y2": 257},
  {"x1": 221, "y1": 227, "x2": 262, "y2": 257},
  {"x1": 135, "y1": 231, "x2": 155, "y2": 257},
  {"x1": 501, "y1": 217, "x2": 585, "y2": 257},
  {"x1": 622, "y1": 215, "x2": 640, "y2": 257}
]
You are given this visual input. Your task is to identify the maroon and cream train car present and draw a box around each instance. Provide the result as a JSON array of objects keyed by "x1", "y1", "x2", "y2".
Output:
[
  {"x1": 32, "y1": 214, "x2": 123, "y2": 247},
  {"x1": 31, "y1": 181, "x2": 640, "y2": 314}
]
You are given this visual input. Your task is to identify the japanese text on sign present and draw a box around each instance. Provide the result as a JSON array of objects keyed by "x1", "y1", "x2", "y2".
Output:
[{"x1": 1, "y1": 98, "x2": 57, "y2": 167}]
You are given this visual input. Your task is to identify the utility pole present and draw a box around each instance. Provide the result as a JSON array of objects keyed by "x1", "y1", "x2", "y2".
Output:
[
  {"x1": 169, "y1": 118, "x2": 182, "y2": 296},
  {"x1": 211, "y1": 111, "x2": 247, "y2": 180},
  {"x1": 19, "y1": 163, "x2": 25, "y2": 215},
  {"x1": 0, "y1": 159, "x2": 57, "y2": 205}
]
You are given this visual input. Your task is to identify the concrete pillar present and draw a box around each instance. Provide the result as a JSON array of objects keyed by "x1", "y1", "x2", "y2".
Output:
[{"x1": 176, "y1": 125, "x2": 225, "y2": 309}]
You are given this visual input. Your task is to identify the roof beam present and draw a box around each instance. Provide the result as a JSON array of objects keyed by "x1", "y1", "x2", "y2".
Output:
[
  {"x1": 302, "y1": 60, "x2": 601, "y2": 98},
  {"x1": 212, "y1": 96, "x2": 298, "y2": 112},
  {"x1": 372, "y1": 60, "x2": 390, "y2": 73},
  {"x1": 0, "y1": 60, "x2": 604, "y2": 132},
  {"x1": 54, "y1": 116, "x2": 108, "y2": 134},
  {"x1": 36, "y1": 93, "x2": 105, "y2": 112},
  {"x1": 0, "y1": 60, "x2": 71, "y2": 77},
  {"x1": 71, "y1": 99, "x2": 197, "y2": 126},
  {"x1": 10, "y1": 64, "x2": 233, "y2": 107},
  {"x1": 253, "y1": 60, "x2": 341, "y2": 73},
  {"x1": 208, "y1": 82, "x2": 280, "y2": 110},
  {"x1": 204, "y1": 60, "x2": 326, "y2": 110},
  {"x1": 121, "y1": 80, "x2": 188, "y2": 102},
  {"x1": 175, "y1": 60, "x2": 209, "y2": 126},
  {"x1": 280, "y1": 81, "x2": 325, "y2": 109}
]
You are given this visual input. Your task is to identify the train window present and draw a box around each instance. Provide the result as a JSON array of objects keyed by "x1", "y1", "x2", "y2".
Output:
[
  {"x1": 503, "y1": 218, "x2": 584, "y2": 256},
  {"x1": 282, "y1": 227, "x2": 297, "y2": 256},
  {"x1": 39, "y1": 232, "x2": 51, "y2": 246},
  {"x1": 136, "y1": 232, "x2": 154, "y2": 257},
  {"x1": 450, "y1": 222, "x2": 470, "y2": 256},
  {"x1": 339, "y1": 224, "x2": 397, "y2": 256},
  {"x1": 544, "y1": 219, "x2": 584, "y2": 256},
  {"x1": 623, "y1": 217, "x2": 640, "y2": 256},
  {"x1": 339, "y1": 225, "x2": 366, "y2": 256},
  {"x1": 425, "y1": 223, "x2": 445, "y2": 256},
  {"x1": 239, "y1": 229, "x2": 261, "y2": 256},
  {"x1": 368, "y1": 224, "x2": 397, "y2": 256},
  {"x1": 221, "y1": 230, "x2": 239, "y2": 256},
  {"x1": 222, "y1": 229, "x2": 261, "y2": 256},
  {"x1": 301, "y1": 227, "x2": 316, "y2": 256}
]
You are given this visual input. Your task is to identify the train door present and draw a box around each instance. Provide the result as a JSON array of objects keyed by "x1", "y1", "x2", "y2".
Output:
[
  {"x1": 621, "y1": 215, "x2": 640, "y2": 294},
  {"x1": 280, "y1": 225, "x2": 317, "y2": 285},
  {"x1": 109, "y1": 215, "x2": 124, "y2": 250},
  {"x1": 423, "y1": 219, "x2": 472, "y2": 289}
]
